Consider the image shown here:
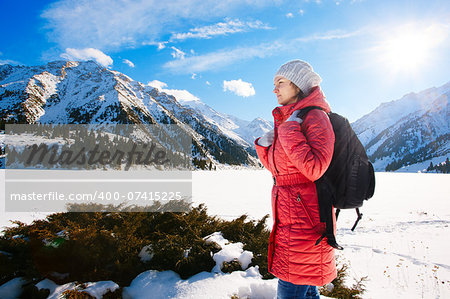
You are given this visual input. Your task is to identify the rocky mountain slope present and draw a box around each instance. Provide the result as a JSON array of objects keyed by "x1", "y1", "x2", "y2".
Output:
[
  {"x1": 177, "y1": 97, "x2": 272, "y2": 152},
  {"x1": 352, "y1": 81, "x2": 449, "y2": 171},
  {"x1": 0, "y1": 61, "x2": 259, "y2": 168},
  {"x1": 2, "y1": 60, "x2": 447, "y2": 172}
]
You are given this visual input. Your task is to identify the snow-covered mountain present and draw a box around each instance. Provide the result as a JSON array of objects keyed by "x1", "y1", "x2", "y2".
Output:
[
  {"x1": 3, "y1": 60, "x2": 447, "y2": 172},
  {"x1": 352, "y1": 81, "x2": 449, "y2": 172},
  {"x1": 0, "y1": 60, "x2": 260, "y2": 168},
  {"x1": 178, "y1": 97, "x2": 272, "y2": 150}
]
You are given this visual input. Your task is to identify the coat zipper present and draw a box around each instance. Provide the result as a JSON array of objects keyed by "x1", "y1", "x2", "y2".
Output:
[
  {"x1": 269, "y1": 191, "x2": 279, "y2": 273},
  {"x1": 271, "y1": 127, "x2": 280, "y2": 175}
]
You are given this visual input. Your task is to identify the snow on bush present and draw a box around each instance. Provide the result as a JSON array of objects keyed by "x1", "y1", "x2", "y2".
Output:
[
  {"x1": 36, "y1": 279, "x2": 119, "y2": 299},
  {"x1": 138, "y1": 244, "x2": 154, "y2": 262},
  {"x1": 204, "y1": 232, "x2": 253, "y2": 272},
  {"x1": 122, "y1": 266, "x2": 278, "y2": 299}
]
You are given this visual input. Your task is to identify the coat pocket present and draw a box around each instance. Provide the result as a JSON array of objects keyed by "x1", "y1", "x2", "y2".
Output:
[
  {"x1": 296, "y1": 194, "x2": 314, "y2": 226},
  {"x1": 296, "y1": 193, "x2": 324, "y2": 235}
]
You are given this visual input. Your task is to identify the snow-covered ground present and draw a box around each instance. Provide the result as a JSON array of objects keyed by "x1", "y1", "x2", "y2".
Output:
[
  {"x1": 192, "y1": 170, "x2": 450, "y2": 299},
  {"x1": 1, "y1": 170, "x2": 449, "y2": 298}
]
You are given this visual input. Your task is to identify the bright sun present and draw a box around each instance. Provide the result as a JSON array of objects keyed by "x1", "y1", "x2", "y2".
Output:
[{"x1": 376, "y1": 23, "x2": 446, "y2": 74}]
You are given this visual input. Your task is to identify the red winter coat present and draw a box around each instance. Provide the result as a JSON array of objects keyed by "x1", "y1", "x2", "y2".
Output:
[{"x1": 255, "y1": 87, "x2": 337, "y2": 286}]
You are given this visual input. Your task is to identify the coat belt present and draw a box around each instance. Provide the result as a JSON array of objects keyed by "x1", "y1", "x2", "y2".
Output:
[{"x1": 273, "y1": 173, "x2": 312, "y2": 186}]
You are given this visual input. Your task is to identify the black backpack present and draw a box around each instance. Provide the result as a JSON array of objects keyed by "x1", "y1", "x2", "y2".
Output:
[{"x1": 298, "y1": 107, "x2": 375, "y2": 250}]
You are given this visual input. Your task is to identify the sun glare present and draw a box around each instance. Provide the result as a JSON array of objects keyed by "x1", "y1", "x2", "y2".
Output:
[{"x1": 376, "y1": 23, "x2": 447, "y2": 74}]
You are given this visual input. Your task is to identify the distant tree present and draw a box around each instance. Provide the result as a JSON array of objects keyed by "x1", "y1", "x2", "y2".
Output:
[
  {"x1": 444, "y1": 158, "x2": 450, "y2": 172},
  {"x1": 426, "y1": 158, "x2": 450, "y2": 173},
  {"x1": 6, "y1": 147, "x2": 18, "y2": 166}
]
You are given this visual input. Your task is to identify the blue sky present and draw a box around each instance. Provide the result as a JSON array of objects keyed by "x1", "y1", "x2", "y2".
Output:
[{"x1": 1, "y1": 0, "x2": 449, "y2": 122}]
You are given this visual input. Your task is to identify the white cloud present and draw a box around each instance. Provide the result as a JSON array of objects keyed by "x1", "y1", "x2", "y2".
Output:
[
  {"x1": 170, "y1": 19, "x2": 272, "y2": 41},
  {"x1": 164, "y1": 41, "x2": 283, "y2": 74},
  {"x1": 147, "y1": 80, "x2": 201, "y2": 103},
  {"x1": 286, "y1": 13, "x2": 294, "y2": 18},
  {"x1": 0, "y1": 59, "x2": 20, "y2": 65},
  {"x1": 147, "y1": 80, "x2": 168, "y2": 90},
  {"x1": 158, "y1": 43, "x2": 167, "y2": 50},
  {"x1": 206, "y1": 81, "x2": 211, "y2": 86},
  {"x1": 295, "y1": 30, "x2": 361, "y2": 42},
  {"x1": 41, "y1": 0, "x2": 278, "y2": 50},
  {"x1": 142, "y1": 41, "x2": 168, "y2": 50},
  {"x1": 123, "y1": 59, "x2": 135, "y2": 68},
  {"x1": 60, "y1": 48, "x2": 113, "y2": 67},
  {"x1": 171, "y1": 47, "x2": 186, "y2": 60},
  {"x1": 164, "y1": 30, "x2": 358, "y2": 73},
  {"x1": 299, "y1": 9, "x2": 305, "y2": 15},
  {"x1": 223, "y1": 79, "x2": 255, "y2": 97},
  {"x1": 0, "y1": 49, "x2": 20, "y2": 65},
  {"x1": 163, "y1": 89, "x2": 201, "y2": 103}
]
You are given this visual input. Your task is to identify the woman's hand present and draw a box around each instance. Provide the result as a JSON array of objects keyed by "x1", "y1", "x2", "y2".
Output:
[
  {"x1": 286, "y1": 110, "x2": 303, "y2": 124},
  {"x1": 258, "y1": 129, "x2": 275, "y2": 147}
]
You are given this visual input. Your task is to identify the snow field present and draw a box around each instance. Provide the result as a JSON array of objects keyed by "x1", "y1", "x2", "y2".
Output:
[
  {"x1": 191, "y1": 171, "x2": 450, "y2": 298},
  {"x1": 0, "y1": 170, "x2": 449, "y2": 298}
]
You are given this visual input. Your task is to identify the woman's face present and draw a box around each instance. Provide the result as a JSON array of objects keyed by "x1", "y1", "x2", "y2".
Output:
[{"x1": 273, "y1": 76, "x2": 301, "y2": 106}]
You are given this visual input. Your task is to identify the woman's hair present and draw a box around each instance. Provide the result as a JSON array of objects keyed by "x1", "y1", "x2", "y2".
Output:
[{"x1": 290, "y1": 82, "x2": 306, "y2": 101}]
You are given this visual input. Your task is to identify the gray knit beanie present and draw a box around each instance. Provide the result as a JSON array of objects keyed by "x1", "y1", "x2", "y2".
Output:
[{"x1": 274, "y1": 60, "x2": 322, "y2": 96}]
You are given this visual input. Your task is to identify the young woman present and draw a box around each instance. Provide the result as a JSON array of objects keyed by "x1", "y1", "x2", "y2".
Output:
[{"x1": 255, "y1": 60, "x2": 337, "y2": 299}]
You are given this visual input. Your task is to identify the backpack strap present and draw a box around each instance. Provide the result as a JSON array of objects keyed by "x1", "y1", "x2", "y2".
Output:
[
  {"x1": 336, "y1": 208, "x2": 363, "y2": 230},
  {"x1": 314, "y1": 175, "x2": 344, "y2": 250},
  {"x1": 297, "y1": 106, "x2": 325, "y2": 120},
  {"x1": 351, "y1": 208, "x2": 363, "y2": 231},
  {"x1": 298, "y1": 106, "x2": 343, "y2": 250}
]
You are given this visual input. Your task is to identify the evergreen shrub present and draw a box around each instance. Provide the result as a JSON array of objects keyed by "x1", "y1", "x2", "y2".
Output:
[
  {"x1": 0, "y1": 204, "x2": 271, "y2": 291},
  {"x1": 319, "y1": 259, "x2": 367, "y2": 299},
  {"x1": 1, "y1": 203, "x2": 365, "y2": 298}
]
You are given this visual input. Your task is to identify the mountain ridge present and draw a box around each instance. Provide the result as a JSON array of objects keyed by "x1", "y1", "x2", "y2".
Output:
[
  {"x1": 1, "y1": 60, "x2": 448, "y2": 172},
  {"x1": 352, "y1": 80, "x2": 449, "y2": 172},
  {"x1": 0, "y1": 60, "x2": 259, "y2": 169}
]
